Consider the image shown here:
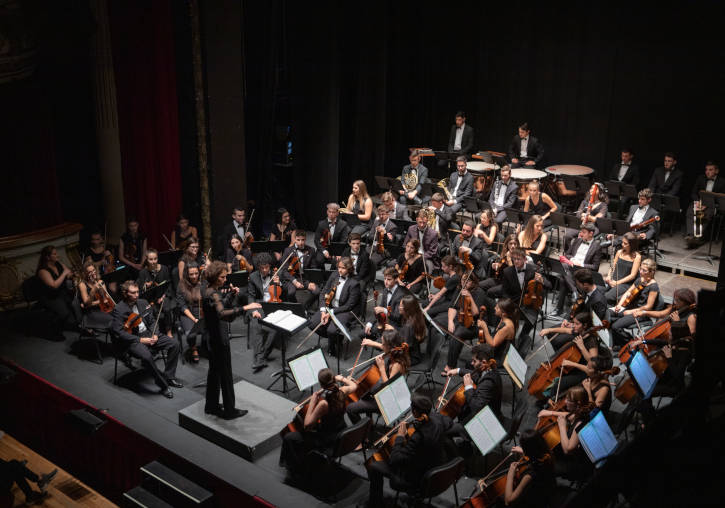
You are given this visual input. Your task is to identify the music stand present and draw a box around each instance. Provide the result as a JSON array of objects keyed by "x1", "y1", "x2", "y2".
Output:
[
  {"x1": 693, "y1": 191, "x2": 725, "y2": 264},
  {"x1": 101, "y1": 265, "x2": 130, "y2": 285},
  {"x1": 434, "y1": 150, "x2": 459, "y2": 173},
  {"x1": 226, "y1": 271, "x2": 249, "y2": 288},
  {"x1": 374, "y1": 175, "x2": 396, "y2": 193},
  {"x1": 250, "y1": 240, "x2": 289, "y2": 253},
  {"x1": 301, "y1": 268, "x2": 333, "y2": 287},
  {"x1": 391, "y1": 219, "x2": 415, "y2": 232},
  {"x1": 340, "y1": 212, "x2": 361, "y2": 227},
  {"x1": 140, "y1": 280, "x2": 169, "y2": 302},
  {"x1": 287, "y1": 346, "x2": 329, "y2": 393},
  {"x1": 158, "y1": 249, "x2": 182, "y2": 268},
  {"x1": 261, "y1": 301, "x2": 307, "y2": 393},
  {"x1": 328, "y1": 242, "x2": 348, "y2": 257}
]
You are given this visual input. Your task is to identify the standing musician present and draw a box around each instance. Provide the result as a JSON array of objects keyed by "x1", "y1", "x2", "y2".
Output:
[
  {"x1": 521, "y1": 180, "x2": 557, "y2": 228},
  {"x1": 137, "y1": 248, "x2": 174, "y2": 338},
  {"x1": 443, "y1": 156, "x2": 474, "y2": 214},
  {"x1": 364, "y1": 268, "x2": 411, "y2": 335},
  {"x1": 609, "y1": 147, "x2": 640, "y2": 188},
  {"x1": 340, "y1": 233, "x2": 372, "y2": 293},
  {"x1": 477, "y1": 298, "x2": 518, "y2": 364},
  {"x1": 35, "y1": 245, "x2": 81, "y2": 341},
  {"x1": 279, "y1": 230, "x2": 320, "y2": 310},
  {"x1": 439, "y1": 274, "x2": 486, "y2": 371},
  {"x1": 604, "y1": 232, "x2": 641, "y2": 304},
  {"x1": 221, "y1": 205, "x2": 254, "y2": 249},
  {"x1": 314, "y1": 203, "x2": 351, "y2": 266},
  {"x1": 451, "y1": 220, "x2": 487, "y2": 278},
  {"x1": 398, "y1": 149, "x2": 429, "y2": 206},
  {"x1": 178, "y1": 237, "x2": 210, "y2": 281},
  {"x1": 549, "y1": 223, "x2": 602, "y2": 319},
  {"x1": 508, "y1": 122, "x2": 544, "y2": 168},
  {"x1": 347, "y1": 331, "x2": 411, "y2": 423},
  {"x1": 441, "y1": 343, "x2": 502, "y2": 420},
  {"x1": 496, "y1": 430, "x2": 556, "y2": 507},
  {"x1": 78, "y1": 259, "x2": 113, "y2": 331},
  {"x1": 395, "y1": 240, "x2": 425, "y2": 294},
  {"x1": 518, "y1": 214, "x2": 548, "y2": 257},
  {"x1": 488, "y1": 166, "x2": 519, "y2": 228},
  {"x1": 345, "y1": 179, "x2": 374, "y2": 235},
  {"x1": 382, "y1": 191, "x2": 410, "y2": 221},
  {"x1": 480, "y1": 234, "x2": 520, "y2": 296},
  {"x1": 446, "y1": 110, "x2": 475, "y2": 159},
  {"x1": 307, "y1": 257, "x2": 361, "y2": 356},
  {"x1": 422, "y1": 255, "x2": 460, "y2": 320},
  {"x1": 170, "y1": 213, "x2": 198, "y2": 250},
  {"x1": 563, "y1": 182, "x2": 608, "y2": 251},
  {"x1": 118, "y1": 217, "x2": 147, "y2": 275},
  {"x1": 279, "y1": 368, "x2": 357, "y2": 480},
  {"x1": 684, "y1": 160, "x2": 725, "y2": 248},
  {"x1": 404, "y1": 209, "x2": 440, "y2": 272},
  {"x1": 111, "y1": 280, "x2": 181, "y2": 399},
  {"x1": 176, "y1": 262, "x2": 205, "y2": 363},
  {"x1": 364, "y1": 394, "x2": 453, "y2": 508},
  {"x1": 247, "y1": 253, "x2": 284, "y2": 371},
  {"x1": 473, "y1": 208, "x2": 498, "y2": 249},
  {"x1": 610, "y1": 258, "x2": 662, "y2": 346},
  {"x1": 367, "y1": 205, "x2": 398, "y2": 268},
  {"x1": 225, "y1": 233, "x2": 254, "y2": 273},
  {"x1": 203, "y1": 260, "x2": 259, "y2": 419},
  {"x1": 85, "y1": 230, "x2": 115, "y2": 276},
  {"x1": 648, "y1": 152, "x2": 683, "y2": 197}
]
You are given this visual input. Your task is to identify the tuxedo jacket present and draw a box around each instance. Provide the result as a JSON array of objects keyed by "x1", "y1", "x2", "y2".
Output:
[
  {"x1": 447, "y1": 124, "x2": 475, "y2": 156},
  {"x1": 435, "y1": 205, "x2": 455, "y2": 236},
  {"x1": 401, "y1": 163, "x2": 429, "y2": 195},
  {"x1": 582, "y1": 286, "x2": 608, "y2": 321},
  {"x1": 374, "y1": 285, "x2": 411, "y2": 328},
  {"x1": 111, "y1": 299, "x2": 156, "y2": 345},
  {"x1": 488, "y1": 179, "x2": 519, "y2": 212},
  {"x1": 314, "y1": 219, "x2": 350, "y2": 251},
  {"x1": 451, "y1": 234, "x2": 486, "y2": 269},
  {"x1": 609, "y1": 161, "x2": 640, "y2": 187},
  {"x1": 565, "y1": 238, "x2": 603, "y2": 271},
  {"x1": 690, "y1": 174, "x2": 725, "y2": 202},
  {"x1": 318, "y1": 273, "x2": 361, "y2": 314},
  {"x1": 280, "y1": 245, "x2": 318, "y2": 282},
  {"x1": 247, "y1": 270, "x2": 280, "y2": 303},
  {"x1": 341, "y1": 246, "x2": 372, "y2": 282},
  {"x1": 366, "y1": 218, "x2": 398, "y2": 245},
  {"x1": 648, "y1": 166, "x2": 683, "y2": 197},
  {"x1": 447, "y1": 171, "x2": 474, "y2": 203},
  {"x1": 404, "y1": 225, "x2": 439, "y2": 261},
  {"x1": 508, "y1": 135, "x2": 544, "y2": 165},
  {"x1": 458, "y1": 368, "x2": 502, "y2": 420},
  {"x1": 625, "y1": 205, "x2": 659, "y2": 240},
  {"x1": 501, "y1": 263, "x2": 545, "y2": 303}
]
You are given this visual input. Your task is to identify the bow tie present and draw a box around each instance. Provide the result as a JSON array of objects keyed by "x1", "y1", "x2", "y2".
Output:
[
  {"x1": 339, "y1": 277, "x2": 347, "y2": 282},
  {"x1": 639, "y1": 206, "x2": 646, "y2": 211},
  {"x1": 582, "y1": 240, "x2": 590, "y2": 245},
  {"x1": 517, "y1": 269, "x2": 526, "y2": 274},
  {"x1": 329, "y1": 222, "x2": 335, "y2": 227},
  {"x1": 708, "y1": 179, "x2": 716, "y2": 183}
]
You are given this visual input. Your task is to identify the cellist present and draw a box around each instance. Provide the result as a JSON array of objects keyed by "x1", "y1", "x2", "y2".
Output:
[{"x1": 441, "y1": 344, "x2": 503, "y2": 422}]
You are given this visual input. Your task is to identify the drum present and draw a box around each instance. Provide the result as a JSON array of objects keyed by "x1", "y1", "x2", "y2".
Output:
[
  {"x1": 511, "y1": 168, "x2": 547, "y2": 198},
  {"x1": 467, "y1": 161, "x2": 498, "y2": 196},
  {"x1": 544, "y1": 165, "x2": 594, "y2": 198}
]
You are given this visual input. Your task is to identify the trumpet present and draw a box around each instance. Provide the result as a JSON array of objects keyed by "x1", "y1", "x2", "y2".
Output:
[{"x1": 694, "y1": 200, "x2": 704, "y2": 238}]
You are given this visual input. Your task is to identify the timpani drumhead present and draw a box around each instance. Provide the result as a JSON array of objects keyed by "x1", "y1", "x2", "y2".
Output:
[
  {"x1": 544, "y1": 165, "x2": 594, "y2": 176},
  {"x1": 467, "y1": 161, "x2": 498, "y2": 175},
  {"x1": 511, "y1": 168, "x2": 547, "y2": 181}
]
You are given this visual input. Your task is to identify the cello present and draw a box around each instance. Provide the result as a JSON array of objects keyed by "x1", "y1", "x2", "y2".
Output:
[
  {"x1": 618, "y1": 303, "x2": 696, "y2": 364},
  {"x1": 615, "y1": 349, "x2": 669, "y2": 403}
]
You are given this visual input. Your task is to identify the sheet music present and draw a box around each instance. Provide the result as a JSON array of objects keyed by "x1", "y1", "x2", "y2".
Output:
[
  {"x1": 289, "y1": 348, "x2": 329, "y2": 391},
  {"x1": 591, "y1": 311, "x2": 612, "y2": 348},
  {"x1": 328, "y1": 309, "x2": 353, "y2": 342},
  {"x1": 578, "y1": 411, "x2": 618, "y2": 467},
  {"x1": 374, "y1": 376, "x2": 411, "y2": 425},
  {"x1": 503, "y1": 345, "x2": 527, "y2": 390},
  {"x1": 464, "y1": 406, "x2": 507, "y2": 456},
  {"x1": 630, "y1": 351, "x2": 657, "y2": 399},
  {"x1": 263, "y1": 310, "x2": 307, "y2": 332}
]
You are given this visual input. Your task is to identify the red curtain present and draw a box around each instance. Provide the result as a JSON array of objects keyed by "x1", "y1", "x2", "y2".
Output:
[{"x1": 109, "y1": 0, "x2": 182, "y2": 249}]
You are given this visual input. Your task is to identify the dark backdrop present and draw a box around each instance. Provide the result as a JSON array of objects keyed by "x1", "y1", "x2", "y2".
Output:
[{"x1": 241, "y1": 1, "x2": 725, "y2": 228}]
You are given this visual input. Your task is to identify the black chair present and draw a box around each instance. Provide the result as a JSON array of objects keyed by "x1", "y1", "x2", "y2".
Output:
[
  {"x1": 74, "y1": 298, "x2": 111, "y2": 365},
  {"x1": 391, "y1": 456, "x2": 466, "y2": 507},
  {"x1": 313, "y1": 416, "x2": 371, "y2": 466},
  {"x1": 408, "y1": 327, "x2": 444, "y2": 391}
]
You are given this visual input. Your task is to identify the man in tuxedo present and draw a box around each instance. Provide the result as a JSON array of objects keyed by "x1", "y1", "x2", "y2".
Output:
[
  {"x1": 404, "y1": 209, "x2": 440, "y2": 271},
  {"x1": 398, "y1": 150, "x2": 429, "y2": 205},
  {"x1": 508, "y1": 122, "x2": 544, "y2": 168},
  {"x1": 340, "y1": 233, "x2": 372, "y2": 293},
  {"x1": 382, "y1": 191, "x2": 410, "y2": 221},
  {"x1": 447, "y1": 111, "x2": 475, "y2": 159},
  {"x1": 367, "y1": 205, "x2": 398, "y2": 268},
  {"x1": 488, "y1": 166, "x2": 519, "y2": 227},
  {"x1": 307, "y1": 257, "x2": 361, "y2": 355},
  {"x1": 314, "y1": 203, "x2": 351, "y2": 266},
  {"x1": 549, "y1": 268, "x2": 608, "y2": 350},
  {"x1": 451, "y1": 220, "x2": 488, "y2": 278},
  {"x1": 443, "y1": 156, "x2": 474, "y2": 214},
  {"x1": 280, "y1": 230, "x2": 319, "y2": 309},
  {"x1": 111, "y1": 281, "x2": 182, "y2": 398},
  {"x1": 549, "y1": 223, "x2": 603, "y2": 318},
  {"x1": 609, "y1": 148, "x2": 640, "y2": 188},
  {"x1": 364, "y1": 267, "x2": 411, "y2": 334},
  {"x1": 501, "y1": 248, "x2": 548, "y2": 304},
  {"x1": 648, "y1": 152, "x2": 683, "y2": 197},
  {"x1": 219, "y1": 205, "x2": 253, "y2": 256},
  {"x1": 624, "y1": 188, "x2": 659, "y2": 242},
  {"x1": 246, "y1": 253, "x2": 284, "y2": 371},
  {"x1": 684, "y1": 160, "x2": 725, "y2": 247},
  {"x1": 429, "y1": 192, "x2": 456, "y2": 238}
]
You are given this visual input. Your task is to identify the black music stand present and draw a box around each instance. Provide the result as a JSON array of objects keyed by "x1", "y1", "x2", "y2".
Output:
[
  {"x1": 561, "y1": 174, "x2": 591, "y2": 196},
  {"x1": 158, "y1": 249, "x2": 182, "y2": 268},
  {"x1": 374, "y1": 175, "x2": 396, "y2": 193},
  {"x1": 391, "y1": 218, "x2": 415, "y2": 233},
  {"x1": 596, "y1": 217, "x2": 630, "y2": 237},
  {"x1": 261, "y1": 302, "x2": 308, "y2": 394},
  {"x1": 434, "y1": 150, "x2": 459, "y2": 174},
  {"x1": 301, "y1": 268, "x2": 334, "y2": 287},
  {"x1": 101, "y1": 265, "x2": 130, "y2": 285},
  {"x1": 328, "y1": 242, "x2": 348, "y2": 257},
  {"x1": 693, "y1": 191, "x2": 725, "y2": 265},
  {"x1": 226, "y1": 271, "x2": 249, "y2": 288},
  {"x1": 340, "y1": 212, "x2": 361, "y2": 227},
  {"x1": 250, "y1": 240, "x2": 289, "y2": 254},
  {"x1": 504, "y1": 208, "x2": 533, "y2": 235}
]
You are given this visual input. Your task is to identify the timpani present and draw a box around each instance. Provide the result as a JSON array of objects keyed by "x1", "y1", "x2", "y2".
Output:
[
  {"x1": 544, "y1": 165, "x2": 595, "y2": 198},
  {"x1": 511, "y1": 168, "x2": 547, "y2": 198},
  {"x1": 467, "y1": 160, "x2": 498, "y2": 195}
]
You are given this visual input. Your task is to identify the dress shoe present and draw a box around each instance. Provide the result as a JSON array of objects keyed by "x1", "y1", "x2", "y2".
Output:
[
  {"x1": 221, "y1": 408, "x2": 248, "y2": 420},
  {"x1": 252, "y1": 356, "x2": 268, "y2": 371},
  {"x1": 546, "y1": 310, "x2": 566, "y2": 320},
  {"x1": 37, "y1": 469, "x2": 58, "y2": 490},
  {"x1": 161, "y1": 388, "x2": 174, "y2": 399},
  {"x1": 166, "y1": 378, "x2": 184, "y2": 388},
  {"x1": 204, "y1": 405, "x2": 224, "y2": 416}
]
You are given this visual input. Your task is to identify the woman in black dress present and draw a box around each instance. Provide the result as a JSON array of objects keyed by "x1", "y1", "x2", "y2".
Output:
[
  {"x1": 395, "y1": 295, "x2": 427, "y2": 365},
  {"x1": 394, "y1": 239, "x2": 425, "y2": 294},
  {"x1": 178, "y1": 237, "x2": 209, "y2": 281},
  {"x1": 118, "y1": 218, "x2": 147, "y2": 275},
  {"x1": 269, "y1": 208, "x2": 297, "y2": 262},
  {"x1": 225, "y1": 233, "x2": 253, "y2": 273},
  {"x1": 604, "y1": 232, "x2": 642, "y2": 304},
  {"x1": 170, "y1": 213, "x2": 198, "y2": 250},
  {"x1": 473, "y1": 208, "x2": 497, "y2": 248},
  {"x1": 176, "y1": 262, "x2": 205, "y2": 363},
  {"x1": 611, "y1": 258, "x2": 662, "y2": 346},
  {"x1": 477, "y1": 297, "x2": 517, "y2": 364},
  {"x1": 137, "y1": 248, "x2": 174, "y2": 338},
  {"x1": 345, "y1": 179, "x2": 374, "y2": 235},
  {"x1": 517, "y1": 214, "x2": 548, "y2": 256},
  {"x1": 500, "y1": 429, "x2": 556, "y2": 507},
  {"x1": 522, "y1": 180, "x2": 557, "y2": 228},
  {"x1": 77, "y1": 259, "x2": 113, "y2": 330},
  {"x1": 35, "y1": 245, "x2": 80, "y2": 340}
]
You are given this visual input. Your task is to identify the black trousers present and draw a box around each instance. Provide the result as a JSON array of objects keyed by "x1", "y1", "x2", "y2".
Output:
[
  {"x1": 0, "y1": 459, "x2": 38, "y2": 498},
  {"x1": 180, "y1": 315, "x2": 206, "y2": 347},
  {"x1": 307, "y1": 310, "x2": 353, "y2": 338},
  {"x1": 206, "y1": 337, "x2": 235, "y2": 412},
  {"x1": 367, "y1": 460, "x2": 407, "y2": 505},
  {"x1": 284, "y1": 279, "x2": 320, "y2": 309},
  {"x1": 249, "y1": 312, "x2": 280, "y2": 360},
  {"x1": 123, "y1": 335, "x2": 179, "y2": 389},
  {"x1": 347, "y1": 397, "x2": 379, "y2": 424}
]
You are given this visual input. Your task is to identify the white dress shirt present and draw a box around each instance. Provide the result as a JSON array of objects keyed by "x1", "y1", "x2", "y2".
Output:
[
  {"x1": 132, "y1": 304, "x2": 148, "y2": 335},
  {"x1": 332, "y1": 277, "x2": 347, "y2": 308},
  {"x1": 520, "y1": 137, "x2": 528, "y2": 157},
  {"x1": 495, "y1": 182, "x2": 507, "y2": 207},
  {"x1": 350, "y1": 250, "x2": 359, "y2": 274},
  {"x1": 234, "y1": 220, "x2": 246, "y2": 238},
  {"x1": 262, "y1": 276, "x2": 272, "y2": 302},
  {"x1": 516, "y1": 268, "x2": 526, "y2": 288},
  {"x1": 454, "y1": 124, "x2": 464, "y2": 151},
  {"x1": 706, "y1": 179, "x2": 715, "y2": 192},
  {"x1": 417, "y1": 229, "x2": 425, "y2": 254},
  {"x1": 452, "y1": 172, "x2": 464, "y2": 200},
  {"x1": 631, "y1": 205, "x2": 648, "y2": 226},
  {"x1": 617, "y1": 163, "x2": 630, "y2": 181},
  {"x1": 571, "y1": 240, "x2": 592, "y2": 266}
]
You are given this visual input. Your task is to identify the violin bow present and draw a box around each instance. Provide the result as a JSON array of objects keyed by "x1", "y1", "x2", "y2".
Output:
[
  {"x1": 373, "y1": 413, "x2": 413, "y2": 446},
  {"x1": 297, "y1": 321, "x2": 324, "y2": 350},
  {"x1": 161, "y1": 233, "x2": 175, "y2": 250},
  {"x1": 149, "y1": 298, "x2": 166, "y2": 338},
  {"x1": 553, "y1": 364, "x2": 565, "y2": 403},
  {"x1": 436, "y1": 376, "x2": 452, "y2": 411},
  {"x1": 347, "y1": 352, "x2": 384, "y2": 373}
]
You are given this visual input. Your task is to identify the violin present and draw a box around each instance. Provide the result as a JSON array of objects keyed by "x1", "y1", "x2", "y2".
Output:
[
  {"x1": 376, "y1": 228, "x2": 385, "y2": 254},
  {"x1": 620, "y1": 280, "x2": 647, "y2": 309},
  {"x1": 372, "y1": 290, "x2": 390, "y2": 330},
  {"x1": 476, "y1": 306, "x2": 488, "y2": 343},
  {"x1": 569, "y1": 295, "x2": 585, "y2": 318},
  {"x1": 494, "y1": 256, "x2": 508, "y2": 279},
  {"x1": 94, "y1": 281, "x2": 115, "y2": 313},
  {"x1": 123, "y1": 312, "x2": 143, "y2": 333},
  {"x1": 103, "y1": 252, "x2": 115, "y2": 274},
  {"x1": 237, "y1": 254, "x2": 249, "y2": 272},
  {"x1": 630, "y1": 215, "x2": 660, "y2": 232},
  {"x1": 268, "y1": 269, "x2": 283, "y2": 303},
  {"x1": 287, "y1": 255, "x2": 301, "y2": 277},
  {"x1": 522, "y1": 278, "x2": 544, "y2": 310},
  {"x1": 423, "y1": 272, "x2": 446, "y2": 289},
  {"x1": 320, "y1": 228, "x2": 331, "y2": 249},
  {"x1": 398, "y1": 261, "x2": 409, "y2": 282},
  {"x1": 324, "y1": 283, "x2": 337, "y2": 307},
  {"x1": 459, "y1": 293, "x2": 475, "y2": 328}
]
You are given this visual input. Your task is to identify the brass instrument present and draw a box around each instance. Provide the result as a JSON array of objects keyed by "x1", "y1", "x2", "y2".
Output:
[
  {"x1": 438, "y1": 177, "x2": 453, "y2": 201},
  {"x1": 400, "y1": 169, "x2": 418, "y2": 192},
  {"x1": 694, "y1": 200, "x2": 704, "y2": 238},
  {"x1": 424, "y1": 207, "x2": 438, "y2": 231}
]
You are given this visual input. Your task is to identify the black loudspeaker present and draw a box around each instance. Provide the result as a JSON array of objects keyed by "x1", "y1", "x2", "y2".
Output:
[{"x1": 66, "y1": 409, "x2": 106, "y2": 434}]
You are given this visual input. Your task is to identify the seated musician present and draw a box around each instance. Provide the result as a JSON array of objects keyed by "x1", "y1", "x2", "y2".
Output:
[
  {"x1": 137, "y1": 248, "x2": 174, "y2": 338},
  {"x1": 395, "y1": 240, "x2": 425, "y2": 294},
  {"x1": 581, "y1": 357, "x2": 618, "y2": 415},
  {"x1": 225, "y1": 233, "x2": 254, "y2": 273},
  {"x1": 508, "y1": 122, "x2": 544, "y2": 168},
  {"x1": 488, "y1": 166, "x2": 519, "y2": 227},
  {"x1": 85, "y1": 230, "x2": 115, "y2": 277},
  {"x1": 279, "y1": 230, "x2": 319, "y2": 310},
  {"x1": 78, "y1": 259, "x2": 113, "y2": 331},
  {"x1": 452, "y1": 220, "x2": 488, "y2": 279},
  {"x1": 398, "y1": 149, "x2": 429, "y2": 205},
  {"x1": 345, "y1": 180, "x2": 374, "y2": 235},
  {"x1": 382, "y1": 191, "x2": 410, "y2": 221},
  {"x1": 443, "y1": 156, "x2": 474, "y2": 214},
  {"x1": 268, "y1": 207, "x2": 297, "y2": 245},
  {"x1": 368, "y1": 205, "x2": 398, "y2": 268},
  {"x1": 479, "y1": 234, "x2": 520, "y2": 296},
  {"x1": 477, "y1": 298, "x2": 518, "y2": 364},
  {"x1": 178, "y1": 237, "x2": 209, "y2": 281},
  {"x1": 648, "y1": 152, "x2": 683, "y2": 197},
  {"x1": 307, "y1": 257, "x2": 361, "y2": 356},
  {"x1": 403, "y1": 209, "x2": 440, "y2": 273},
  {"x1": 111, "y1": 280, "x2": 182, "y2": 398},
  {"x1": 314, "y1": 203, "x2": 351, "y2": 267},
  {"x1": 364, "y1": 268, "x2": 411, "y2": 335},
  {"x1": 441, "y1": 343, "x2": 503, "y2": 421},
  {"x1": 517, "y1": 214, "x2": 548, "y2": 257},
  {"x1": 473, "y1": 208, "x2": 498, "y2": 250},
  {"x1": 604, "y1": 232, "x2": 641, "y2": 304},
  {"x1": 176, "y1": 262, "x2": 205, "y2": 363},
  {"x1": 392, "y1": 295, "x2": 428, "y2": 365},
  {"x1": 429, "y1": 192, "x2": 456, "y2": 239},
  {"x1": 364, "y1": 394, "x2": 453, "y2": 507},
  {"x1": 500, "y1": 248, "x2": 549, "y2": 305},
  {"x1": 563, "y1": 182, "x2": 608, "y2": 251},
  {"x1": 536, "y1": 386, "x2": 594, "y2": 481},
  {"x1": 447, "y1": 111, "x2": 474, "y2": 160},
  {"x1": 36, "y1": 245, "x2": 81, "y2": 341},
  {"x1": 118, "y1": 217, "x2": 147, "y2": 275},
  {"x1": 347, "y1": 330, "x2": 411, "y2": 423},
  {"x1": 341, "y1": 233, "x2": 372, "y2": 293},
  {"x1": 498, "y1": 430, "x2": 556, "y2": 507},
  {"x1": 247, "y1": 253, "x2": 284, "y2": 371},
  {"x1": 610, "y1": 258, "x2": 663, "y2": 346},
  {"x1": 684, "y1": 160, "x2": 725, "y2": 248},
  {"x1": 280, "y1": 368, "x2": 357, "y2": 481},
  {"x1": 439, "y1": 273, "x2": 486, "y2": 370},
  {"x1": 609, "y1": 147, "x2": 640, "y2": 188},
  {"x1": 521, "y1": 180, "x2": 557, "y2": 228},
  {"x1": 170, "y1": 213, "x2": 198, "y2": 250},
  {"x1": 608, "y1": 188, "x2": 659, "y2": 249},
  {"x1": 220, "y1": 205, "x2": 253, "y2": 252},
  {"x1": 549, "y1": 223, "x2": 602, "y2": 319},
  {"x1": 422, "y1": 255, "x2": 460, "y2": 320}
]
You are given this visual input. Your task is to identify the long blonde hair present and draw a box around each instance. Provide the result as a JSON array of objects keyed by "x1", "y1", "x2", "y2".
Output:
[
  {"x1": 347, "y1": 180, "x2": 370, "y2": 210},
  {"x1": 521, "y1": 215, "x2": 543, "y2": 248}
]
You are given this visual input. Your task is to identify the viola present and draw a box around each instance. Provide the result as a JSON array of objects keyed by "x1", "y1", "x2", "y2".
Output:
[
  {"x1": 376, "y1": 228, "x2": 385, "y2": 254},
  {"x1": 287, "y1": 255, "x2": 301, "y2": 277},
  {"x1": 268, "y1": 269, "x2": 283, "y2": 303},
  {"x1": 620, "y1": 280, "x2": 647, "y2": 309},
  {"x1": 320, "y1": 228, "x2": 331, "y2": 249},
  {"x1": 522, "y1": 278, "x2": 544, "y2": 310},
  {"x1": 630, "y1": 215, "x2": 660, "y2": 232}
]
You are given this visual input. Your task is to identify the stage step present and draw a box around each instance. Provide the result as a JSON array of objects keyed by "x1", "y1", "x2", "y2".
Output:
[
  {"x1": 123, "y1": 486, "x2": 173, "y2": 508},
  {"x1": 140, "y1": 461, "x2": 213, "y2": 507}
]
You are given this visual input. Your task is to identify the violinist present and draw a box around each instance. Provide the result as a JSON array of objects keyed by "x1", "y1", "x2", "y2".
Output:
[
  {"x1": 137, "y1": 248, "x2": 174, "y2": 338},
  {"x1": 522, "y1": 180, "x2": 557, "y2": 228},
  {"x1": 279, "y1": 368, "x2": 357, "y2": 482},
  {"x1": 347, "y1": 330, "x2": 411, "y2": 423},
  {"x1": 422, "y1": 255, "x2": 460, "y2": 320},
  {"x1": 473, "y1": 208, "x2": 497, "y2": 249},
  {"x1": 501, "y1": 248, "x2": 549, "y2": 305},
  {"x1": 176, "y1": 262, "x2": 205, "y2": 363},
  {"x1": 394, "y1": 294, "x2": 428, "y2": 365},
  {"x1": 613, "y1": 188, "x2": 659, "y2": 246},
  {"x1": 517, "y1": 214, "x2": 548, "y2": 256},
  {"x1": 268, "y1": 207, "x2": 297, "y2": 245},
  {"x1": 451, "y1": 220, "x2": 488, "y2": 277},
  {"x1": 403, "y1": 209, "x2": 440, "y2": 272},
  {"x1": 314, "y1": 203, "x2": 351, "y2": 266},
  {"x1": 480, "y1": 234, "x2": 520, "y2": 296},
  {"x1": 110, "y1": 281, "x2": 181, "y2": 399},
  {"x1": 604, "y1": 232, "x2": 642, "y2": 305},
  {"x1": 225, "y1": 233, "x2": 254, "y2": 273},
  {"x1": 381, "y1": 191, "x2": 410, "y2": 221},
  {"x1": 246, "y1": 253, "x2": 283, "y2": 371},
  {"x1": 439, "y1": 273, "x2": 486, "y2": 370},
  {"x1": 363, "y1": 268, "x2": 411, "y2": 336},
  {"x1": 368, "y1": 205, "x2": 397, "y2": 268},
  {"x1": 563, "y1": 183, "x2": 608, "y2": 251},
  {"x1": 345, "y1": 179, "x2": 374, "y2": 235},
  {"x1": 442, "y1": 343, "x2": 502, "y2": 421},
  {"x1": 488, "y1": 167, "x2": 519, "y2": 227},
  {"x1": 85, "y1": 230, "x2": 115, "y2": 276},
  {"x1": 610, "y1": 258, "x2": 662, "y2": 346},
  {"x1": 364, "y1": 394, "x2": 453, "y2": 508},
  {"x1": 394, "y1": 239, "x2": 425, "y2": 294},
  {"x1": 341, "y1": 233, "x2": 372, "y2": 292},
  {"x1": 221, "y1": 205, "x2": 253, "y2": 249},
  {"x1": 499, "y1": 430, "x2": 556, "y2": 507},
  {"x1": 170, "y1": 213, "x2": 198, "y2": 250},
  {"x1": 306, "y1": 257, "x2": 361, "y2": 356},
  {"x1": 118, "y1": 218, "x2": 147, "y2": 275},
  {"x1": 477, "y1": 298, "x2": 518, "y2": 364},
  {"x1": 178, "y1": 238, "x2": 209, "y2": 281},
  {"x1": 35, "y1": 245, "x2": 80, "y2": 341},
  {"x1": 279, "y1": 230, "x2": 319, "y2": 310},
  {"x1": 77, "y1": 259, "x2": 113, "y2": 330}
]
